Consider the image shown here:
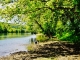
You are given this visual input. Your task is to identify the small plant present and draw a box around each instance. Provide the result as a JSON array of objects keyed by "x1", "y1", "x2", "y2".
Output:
[
  {"x1": 27, "y1": 44, "x2": 34, "y2": 51},
  {"x1": 36, "y1": 33, "x2": 49, "y2": 42}
]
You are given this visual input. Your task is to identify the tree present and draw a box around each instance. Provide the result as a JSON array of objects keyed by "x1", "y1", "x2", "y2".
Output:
[{"x1": 0, "y1": 0, "x2": 80, "y2": 43}]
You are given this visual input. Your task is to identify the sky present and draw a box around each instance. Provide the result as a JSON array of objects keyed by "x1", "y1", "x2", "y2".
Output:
[
  {"x1": 0, "y1": 16, "x2": 19, "y2": 23},
  {"x1": 0, "y1": 4, "x2": 3, "y2": 9},
  {"x1": 0, "y1": 4, "x2": 19, "y2": 23},
  {"x1": 0, "y1": 1, "x2": 26, "y2": 25}
]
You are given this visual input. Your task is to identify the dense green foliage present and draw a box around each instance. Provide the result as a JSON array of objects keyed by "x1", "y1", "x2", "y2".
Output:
[
  {"x1": 0, "y1": 0, "x2": 80, "y2": 43},
  {"x1": 0, "y1": 22, "x2": 27, "y2": 33}
]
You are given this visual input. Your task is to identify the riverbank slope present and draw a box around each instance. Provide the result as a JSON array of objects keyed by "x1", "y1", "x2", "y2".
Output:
[{"x1": 0, "y1": 41, "x2": 80, "y2": 60}]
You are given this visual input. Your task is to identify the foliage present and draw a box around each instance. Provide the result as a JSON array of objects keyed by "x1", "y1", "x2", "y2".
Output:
[
  {"x1": 36, "y1": 34, "x2": 48, "y2": 42},
  {"x1": 0, "y1": 22, "x2": 27, "y2": 33},
  {"x1": 0, "y1": 0, "x2": 80, "y2": 43},
  {"x1": 27, "y1": 44, "x2": 34, "y2": 51}
]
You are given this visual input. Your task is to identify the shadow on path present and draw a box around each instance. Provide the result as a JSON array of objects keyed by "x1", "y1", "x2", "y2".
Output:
[{"x1": 28, "y1": 41, "x2": 80, "y2": 58}]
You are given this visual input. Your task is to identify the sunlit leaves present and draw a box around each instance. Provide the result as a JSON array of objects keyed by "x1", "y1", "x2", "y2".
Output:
[
  {"x1": 0, "y1": 0, "x2": 11, "y2": 4},
  {"x1": 46, "y1": 0, "x2": 55, "y2": 9},
  {"x1": 0, "y1": 0, "x2": 80, "y2": 42},
  {"x1": 0, "y1": 0, "x2": 17, "y2": 4},
  {"x1": 63, "y1": 0, "x2": 73, "y2": 8}
]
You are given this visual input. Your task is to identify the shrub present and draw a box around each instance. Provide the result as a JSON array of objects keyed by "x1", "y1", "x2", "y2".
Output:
[
  {"x1": 59, "y1": 32, "x2": 72, "y2": 40},
  {"x1": 27, "y1": 44, "x2": 34, "y2": 51},
  {"x1": 57, "y1": 31, "x2": 80, "y2": 44},
  {"x1": 36, "y1": 33, "x2": 49, "y2": 42}
]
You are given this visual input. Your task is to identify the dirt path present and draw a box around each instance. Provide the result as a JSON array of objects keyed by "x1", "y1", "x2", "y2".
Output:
[{"x1": 0, "y1": 41, "x2": 80, "y2": 60}]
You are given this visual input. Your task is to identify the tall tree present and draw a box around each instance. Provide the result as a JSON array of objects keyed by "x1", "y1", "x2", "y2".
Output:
[{"x1": 0, "y1": 0, "x2": 80, "y2": 42}]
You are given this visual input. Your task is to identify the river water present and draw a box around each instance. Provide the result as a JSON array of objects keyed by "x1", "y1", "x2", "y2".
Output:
[{"x1": 0, "y1": 33, "x2": 36, "y2": 57}]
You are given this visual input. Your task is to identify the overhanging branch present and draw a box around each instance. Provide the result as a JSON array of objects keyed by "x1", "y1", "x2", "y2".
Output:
[{"x1": 35, "y1": 20, "x2": 44, "y2": 32}]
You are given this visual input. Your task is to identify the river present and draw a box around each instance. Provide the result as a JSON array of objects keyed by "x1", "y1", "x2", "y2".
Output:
[{"x1": 0, "y1": 33, "x2": 36, "y2": 57}]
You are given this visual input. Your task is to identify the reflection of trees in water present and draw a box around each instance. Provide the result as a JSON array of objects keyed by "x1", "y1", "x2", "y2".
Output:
[
  {"x1": 0, "y1": 33, "x2": 7, "y2": 40},
  {"x1": 30, "y1": 38, "x2": 38, "y2": 44},
  {"x1": 0, "y1": 33, "x2": 29, "y2": 40}
]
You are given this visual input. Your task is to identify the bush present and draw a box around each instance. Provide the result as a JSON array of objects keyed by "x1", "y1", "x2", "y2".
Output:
[
  {"x1": 57, "y1": 31, "x2": 80, "y2": 44},
  {"x1": 59, "y1": 32, "x2": 72, "y2": 40},
  {"x1": 27, "y1": 44, "x2": 34, "y2": 51},
  {"x1": 36, "y1": 33, "x2": 49, "y2": 42}
]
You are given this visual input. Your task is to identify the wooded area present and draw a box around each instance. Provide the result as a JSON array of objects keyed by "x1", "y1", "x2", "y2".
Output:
[
  {"x1": 0, "y1": 0, "x2": 80, "y2": 43},
  {"x1": 0, "y1": 22, "x2": 27, "y2": 33}
]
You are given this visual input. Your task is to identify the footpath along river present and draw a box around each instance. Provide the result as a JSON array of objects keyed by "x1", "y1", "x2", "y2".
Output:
[{"x1": 0, "y1": 33, "x2": 36, "y2": 57}]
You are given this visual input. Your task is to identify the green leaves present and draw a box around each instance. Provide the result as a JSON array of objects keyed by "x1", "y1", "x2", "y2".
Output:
[{"x1": 0, "y1": 0, "x2": 80, "y2": 43}]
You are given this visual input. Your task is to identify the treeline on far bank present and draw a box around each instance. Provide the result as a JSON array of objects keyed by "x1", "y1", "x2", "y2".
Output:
[{"x1": 0, "y1": 22, "x2": 28, "y2": 33}]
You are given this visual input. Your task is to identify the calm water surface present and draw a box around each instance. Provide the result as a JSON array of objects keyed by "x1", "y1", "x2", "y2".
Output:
[{"x1": 0, "y1": 33, "x2": 36, "y2": 57}]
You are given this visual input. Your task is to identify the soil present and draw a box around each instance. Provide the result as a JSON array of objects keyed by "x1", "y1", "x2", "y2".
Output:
[{"x1": 0, "y1": 41, "x2": 80, "y2": 60}]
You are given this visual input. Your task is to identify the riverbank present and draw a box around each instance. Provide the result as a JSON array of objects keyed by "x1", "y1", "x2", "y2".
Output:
[{"x1": 0, "y1": 41, "x2": 80, "y2": 60}]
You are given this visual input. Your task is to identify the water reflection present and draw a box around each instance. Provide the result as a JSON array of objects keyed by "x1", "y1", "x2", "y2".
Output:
[
  {"x1": 30, "y1": 38, "x2": 38, "y2": 44},
  {"x1": 30, "y1": 38, "x2": 36, "y2": 44},
  {"x1": 0, "y1": 33, "x2": 31, "y2": 40},
  {"x1": 0, "y1": 33, "x2": 7, "y2": 40}
]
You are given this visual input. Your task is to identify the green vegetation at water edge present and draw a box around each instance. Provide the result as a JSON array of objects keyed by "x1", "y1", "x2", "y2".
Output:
[
  {"x1": 0, "y1": 0, "x2": 80, "y2": 44},
  {"x1": 0, "y1": 22, "x2": 27, "y2": 33}
]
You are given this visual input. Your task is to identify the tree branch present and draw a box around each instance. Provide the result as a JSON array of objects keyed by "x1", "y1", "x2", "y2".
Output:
[{"x1": 35, "y1": 20, "x2": 44, "y2": 32}]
